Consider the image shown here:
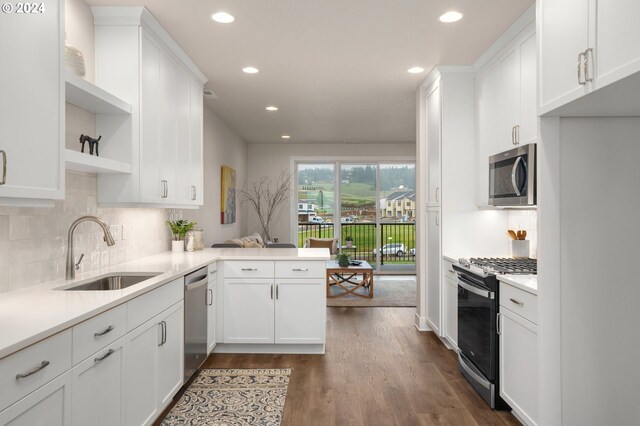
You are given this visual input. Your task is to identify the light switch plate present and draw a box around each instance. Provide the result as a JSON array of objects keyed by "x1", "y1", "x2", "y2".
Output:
[{"x1": 109, "y1": 225, "x2": 122, "y2": 241}]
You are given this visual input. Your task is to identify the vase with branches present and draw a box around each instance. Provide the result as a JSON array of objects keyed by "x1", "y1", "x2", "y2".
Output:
[{"x1": 240, "y1": 171, "x2": 292, "y2": 242}]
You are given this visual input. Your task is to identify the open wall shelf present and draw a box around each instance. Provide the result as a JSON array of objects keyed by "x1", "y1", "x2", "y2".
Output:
[
  {"x1": 65, "y1": 71, "x2": 132, "y2": 114},
  {"x1": 65, "y1": 149, "x2": 132, "y2": 174}
]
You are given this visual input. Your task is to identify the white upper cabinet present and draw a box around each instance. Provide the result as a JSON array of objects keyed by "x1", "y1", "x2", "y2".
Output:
[
  {"x1": 500, "y1": 48, "x2": 521, "y2": 149},
  {"x1": 0, "y1": 0, "x2": 64, "y2": 206},
  {"x1": 538, "y1": 0, "x2": 640, "y2": 115},
  {"x1": 425, "y1": 80, "x2": 441, "y2": 207},
  {"x1": 519, "y1": 33, "x2": 538, "y2": 145},
  {"x1": 475, "y1": 64, "x2": 501, "y2": 207},
  {"x1": 92, "y1": 7, "x2": 206, "y2": 207}
]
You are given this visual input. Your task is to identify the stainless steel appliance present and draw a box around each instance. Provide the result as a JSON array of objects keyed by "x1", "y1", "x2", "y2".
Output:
[
  {"x1": 184, "y1": 266, "x2": 208, "y2": 383},
  {"x1": 489, "y1": 143, "x2": 536, "y2": 207},
  {"x1": 453, "y1": 257, "x2": 537, "y2": 409}
]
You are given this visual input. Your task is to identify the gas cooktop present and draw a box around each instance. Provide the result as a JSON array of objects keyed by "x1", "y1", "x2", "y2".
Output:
[{"x1": 459, "y1": 257, "x2": 537, "y2": 275}]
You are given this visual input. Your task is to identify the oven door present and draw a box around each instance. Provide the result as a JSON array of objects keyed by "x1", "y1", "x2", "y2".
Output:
[
  {"x1": 488, "y1": 143, "x2": 536, "y2": 206},
  {"x1": 457, "y1": 273, "x2": 496, "y2": 381}
]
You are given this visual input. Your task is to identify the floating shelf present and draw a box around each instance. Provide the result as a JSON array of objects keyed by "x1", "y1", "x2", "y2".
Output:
[
  {"x1": 65, "y1": 149, "x2": 132, "y2": 174},
  {"x1": 65, "y1": 71, "x2": 132, "y2": 114}
]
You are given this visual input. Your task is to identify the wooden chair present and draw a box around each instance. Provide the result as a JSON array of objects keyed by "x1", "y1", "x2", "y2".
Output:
[{"x1": 305, "y1": 237, "x2": 338, "y2": 256}]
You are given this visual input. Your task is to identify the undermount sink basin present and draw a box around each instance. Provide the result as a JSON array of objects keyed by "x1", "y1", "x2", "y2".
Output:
[{"x1": 60, "y1": 273, "x2": 161, "y2": 291}]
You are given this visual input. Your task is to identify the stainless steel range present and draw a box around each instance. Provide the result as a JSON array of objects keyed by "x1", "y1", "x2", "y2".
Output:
[{"x1": 453, "y1": 257, "x2": 537, "y2": 409}]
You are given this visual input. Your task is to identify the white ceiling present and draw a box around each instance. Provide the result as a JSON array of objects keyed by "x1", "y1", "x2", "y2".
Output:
[{"x1": 85, "y1": 0, "x2": 534, "y2": 144}]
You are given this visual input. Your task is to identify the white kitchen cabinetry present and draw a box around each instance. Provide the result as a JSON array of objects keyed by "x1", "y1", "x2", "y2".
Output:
[
  {"x1": 426, "y1": 209, "x2": 441, "y2": 333},
  {"x1": 71, "y1": 338, "x2": 126, "y2": 426},
  {"x1": 425, "y1": 81, "x2": 441, "y2": 207},
  {"x1": 207, "y1": 265, "x2": 217, "y2": 354},
  {"x1": 475, "y1": 64, "x2": 501, "y2": 207},
  {"x1": 0, "y1": 0, "x2": 64, "y2": 206},
  {"x1": 442, "y1": 259, "x2": 458, "y2": 349},
  {"x1": 499, "y1": 283, "x2": 538, "y2": 426},
  {"x1": 538, "y1": 0, "x2": 640, "y2": 115},
  {"x1": 275, "y1": 279, "x2": 326, "y2": 344},
  {"x1": 223, "y1": 279, "x2": 275, "y2": 344},
  {"x1": 92, "y1": 7, "x2": 206, "y2": 207}
]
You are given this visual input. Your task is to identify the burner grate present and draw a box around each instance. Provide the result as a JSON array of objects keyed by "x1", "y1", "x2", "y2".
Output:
[{"x1": 469, "y1": 257, "x2": 537, "y2": 274}]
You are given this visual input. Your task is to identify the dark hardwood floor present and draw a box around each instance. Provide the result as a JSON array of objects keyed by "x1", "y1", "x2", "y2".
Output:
[{"x1": 158, "y1": 307, "x2": 519, "y2": 426}]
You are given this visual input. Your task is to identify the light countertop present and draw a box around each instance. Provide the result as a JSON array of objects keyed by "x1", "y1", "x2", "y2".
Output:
[
  {"x1": 497, "y1": 274, "x2": 537, "y2": 295},
  {"x1": 0, "y1": 248, "x2": 330, "y2": 359}
]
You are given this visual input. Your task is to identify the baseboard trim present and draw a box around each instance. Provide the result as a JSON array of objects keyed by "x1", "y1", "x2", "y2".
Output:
[{"x1": 414, "y1": 313, "x2": 431, "y2": 331}]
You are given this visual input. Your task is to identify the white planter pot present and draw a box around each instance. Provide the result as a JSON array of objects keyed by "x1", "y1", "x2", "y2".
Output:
[{"x1": 172, "y1": 240, "x2": 184, "y2": 253}]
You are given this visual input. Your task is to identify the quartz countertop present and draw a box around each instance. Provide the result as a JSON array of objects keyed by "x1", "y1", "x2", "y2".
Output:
[
  {"x1": 0, "y1": 248, "x2": 330, "y2": 359},
  {"x1": 497, "y1": 274, "x2": 537, "y2": 295}
]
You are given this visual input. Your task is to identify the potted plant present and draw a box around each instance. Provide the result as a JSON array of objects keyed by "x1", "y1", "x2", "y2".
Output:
[
  {"x1": 167, "y1": 220, "x2": 197, "y2": 252},
  {"x1": 336, "y1": 253, "x2": 350, "y2": 267},
  {"x1": 345, "y1": 236, "x2": 353, "y2": 248}
]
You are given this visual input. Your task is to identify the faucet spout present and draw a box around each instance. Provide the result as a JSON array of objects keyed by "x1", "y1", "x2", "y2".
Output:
[{"x1": 66, "y1": 215, "x2": 115, "y2": 280}]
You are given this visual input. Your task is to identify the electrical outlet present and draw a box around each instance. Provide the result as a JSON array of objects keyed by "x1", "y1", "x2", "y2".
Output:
[{"x1": 109, "y1": 225, "x2": 122, "y2": 241}]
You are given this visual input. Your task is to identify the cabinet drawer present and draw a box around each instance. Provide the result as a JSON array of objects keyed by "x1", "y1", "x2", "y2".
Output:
[
  {"x1": 442, "y1": 258, "x2": 458, "y2": 281},
  {"x1": 224, "y1": 261, "x2": 274, "y2": 278},
  {"x1": 127, "y1": 278, "x2": 183, "y2": 331},
  {"x1": 72, "y1": 304, "x2": 126, "y2": 364},
  {"x1": 500, "y1": 282, "x2": 537, "y2": 324},
  {"x1": 275, "y1": 261, "x2": 325, "y2": 279},
  {"x1": 0, "y1": 329, "x2": 72, "y2": 410}
]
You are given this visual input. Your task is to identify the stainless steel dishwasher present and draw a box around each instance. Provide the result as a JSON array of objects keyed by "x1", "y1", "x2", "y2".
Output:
[{"x1": 184, "y1": 266, "x2": 208, "y2": 383}]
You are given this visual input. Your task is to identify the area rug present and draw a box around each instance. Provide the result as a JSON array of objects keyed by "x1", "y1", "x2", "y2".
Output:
[
  {"x1": 327, "y1": 275, "x2": 417, "y2": 307},
  {"x1": 161, "y1": 368, "x2": 291, "y2": 426}
]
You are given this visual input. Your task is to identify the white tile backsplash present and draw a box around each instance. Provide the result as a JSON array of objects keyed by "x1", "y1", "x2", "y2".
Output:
[
  {"x1": 0, "y1": 171, "x2": 170, "y2": 293},
  {"x1": 507, "y1": 210, "x2": 538, "y2": 258}
]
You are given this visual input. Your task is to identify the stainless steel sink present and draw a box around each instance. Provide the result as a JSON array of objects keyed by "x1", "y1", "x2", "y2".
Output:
[{"x1": 60, "y1": 273, "x2": 161, "y2": 291}]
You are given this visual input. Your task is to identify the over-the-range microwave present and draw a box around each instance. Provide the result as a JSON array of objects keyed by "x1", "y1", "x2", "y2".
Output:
[{"x1": 488, "y1": 143, "x2": 536, "y2": 207}]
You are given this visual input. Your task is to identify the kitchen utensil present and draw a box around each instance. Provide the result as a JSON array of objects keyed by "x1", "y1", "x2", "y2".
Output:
[
  {"x1": 507, "y1": 230, "x2": 518, "y2": 240},
  {"x1": 506, "y1": 231, "x2": 516, "y2": 240},
  {"x1": 521, "y1": 230, "x2": 527, "y2": 240}
]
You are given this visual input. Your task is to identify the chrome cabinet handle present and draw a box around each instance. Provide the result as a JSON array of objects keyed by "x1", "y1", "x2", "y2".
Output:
[
  {"x1": 584, "y1": 48, "x2": 593, "y2": 82},
  {"x1": 270, "y1": 284, "x2": 274, "y2": 300},
  {"x1": 161, "y1": 180, "x2": 168, "y2": 198},
  {"x1": 497, "y1": 313, "x2": 502, "y2": 335},
  {"x1": 207, "y1": 289, "x2": 213, "y2": 306},
  {"x1": 512, "y1": 126, "x2": 516, "y2": 145},
  {"x1": 94, "y1": 349, "x2": 115, "y2": 364},
  {"x1": 435, "y1": 211, "x2": 439, "y2": 226},
  {"x1": 158, "y1": 321, "x2": 166, "y2": 346},
  {"x1": 241, "y1": 268, "x2": 258, "y2": 271},
  {"x1": 509, "y1": 298, "x2": 524, "y2": 306},
  {"x1": 515, "y1": 125, "x2": 520, "y2": 145},
  {"x1": 276, "y1": 284, "x2": 279, "y2": 300},
  {"x1": 435, "y1": 187, "x2": 439, "y2": 202},
  {"x1": 94, "y1": 325, "x2": 114, "y2": 337},
  {"x1": 16, "y1": 360, "x2": 50, "y2": 380},
  {"x1": 292, "y1": 268, "x2": 308, "y2": 272},
  {"x1": 191, "y1": 185, "x2": 196, "y2": 201},
  {"x1": 0, "y1": 150, "x2": 6, "y2": 185},
  {"x1": 578, "y1": 52, "x2": 587, "y2": 85}
]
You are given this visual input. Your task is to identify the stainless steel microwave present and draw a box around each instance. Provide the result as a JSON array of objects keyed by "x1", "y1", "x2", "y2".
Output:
[{"x1": 488, "y1": 143, "x2": 536, "y2": 207}]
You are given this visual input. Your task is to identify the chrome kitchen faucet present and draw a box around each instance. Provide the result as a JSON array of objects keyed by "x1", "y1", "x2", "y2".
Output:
[{"x1": 66, "y1": 216, "x2": 116, "y2": 280}]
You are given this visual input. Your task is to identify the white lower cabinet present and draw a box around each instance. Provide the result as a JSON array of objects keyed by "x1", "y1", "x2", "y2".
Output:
[
  {"x1": 275, "y1": 279, "x2": 325, "y2": 344},
  {"x1": 426, "y1": 209, "x2": 441, "y2": 333},
  {"x1": 71, "y1": 337, "x2": 126, "y2": 426},
  {"x1": 207, "y1": 278, "x2": 217, "y2": 354},
  {"x1": 444, "y1": 278, "x2": 458, "y2": 349},
  {"x1": 0, "y1": 371, "x2": 71, "y2": 426},
  {"x1": 126, "y1": 301, "x2": 184, "y2": 426},
  {"x1": 223, "y1": 279, "x2": 275, "y2": 344}
]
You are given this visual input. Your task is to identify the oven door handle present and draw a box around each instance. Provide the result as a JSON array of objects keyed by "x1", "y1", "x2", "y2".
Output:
[
  {"x1": 458, "y1": 351, "x2": 491, "y2": 390},
  {"x1": 458, "y1": 278, "x2": 494, "y2": 299},
  {"x1": 511, "y1": 156, "x2": 524, "y2": 196}
]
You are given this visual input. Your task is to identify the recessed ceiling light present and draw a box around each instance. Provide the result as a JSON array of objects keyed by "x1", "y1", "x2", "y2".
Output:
[
  {"x1": 242, "y1": 66, "x2": 259, "y2": 74},
  {"x1": 211, "y1": 11, "x2": 235, "y2": 23},
  {"x1": 439, "y1": 11, "x2": 463, "y2": 23},
  {"x1": 281, "y1": 135, "x2": 291, "y2": 139},
  {"x1": 407, "y1": 67, "x2": 425, "y2": 74},
  {"x1": 266, "y1": 106, "x2": 278, "y2": 111}
]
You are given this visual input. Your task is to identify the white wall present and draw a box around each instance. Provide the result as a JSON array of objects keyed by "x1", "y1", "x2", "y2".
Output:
[
  {"x1": 65, "y1": 0, "x2": 95, "y2": 83},
  {"x1": 246, "y1": 142, "x2": 415, "y2": 243},
  {"x1": 183, "y1": 108, "x2": 248, "y2": 246}
]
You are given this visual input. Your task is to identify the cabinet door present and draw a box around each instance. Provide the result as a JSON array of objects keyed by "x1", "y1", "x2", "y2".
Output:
[
  {"x1": 538, "y1": 0, "x2": 589, "y2": 114},
  {"x1": 125, "y1": 316, "x2": 160, "y2": 426},
  {"x1": 189, "y1": 78, "x2": 204, "y2": 205},
  {"x1": 593, "y1": 0, "x2": 640, "y2": 90},
  {"x1": 519, "y1": 33, "x2": 538, "y2": 145},
  {"x1": 426, "y1": 210, "x2": 441, "y2": 333},
  {"x1": 159, "y1": 53, "x2": 178, "y2": 203},
  {"x1": 500, "y1": 48, "x2": 521, "y2": 149},
  {"x1": 207, "y1": 280, "x2": 217, "y2": 354},
  {"x1": 175, "y1": 67, "x2": 192, "y2": 204},
  {"x1": 223, "y1": 279, "x2": 275, "y2": 344},
  {"x1": 0, "y1": 371, "x2": 71, "y2": 426},
  {"x1": 445, "y1": 278, "x2": 458, "y2": 348},
  {"x1": 425, "y1": 81, "x2": 441, "y2": 206},
  {"x1": 157, "y1": 302, "x2": 184, "y2": 411},
  {"x1": 499, "y1": 308, "x2": 538, "y2": 426},
  {"x1": 275, "y1": 279, "x2": 326, "y2": 344},
  {"x1": 71, "y1": 338, "x2": 126, "y2": 426},
  {"x1": 0, "y1": 0, "x2": 63, "y2": 202},
  {"x1": 475, "y1": 64, "x2": 501, "y2": 206}
]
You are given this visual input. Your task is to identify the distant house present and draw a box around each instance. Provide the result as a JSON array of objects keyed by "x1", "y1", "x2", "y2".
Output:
[
  {"x1": 380, "y1": 191, "x2": 415, "y2": 220},
  {"x1": 298, "y1": 202, "x2": 318, "y2": 221}
]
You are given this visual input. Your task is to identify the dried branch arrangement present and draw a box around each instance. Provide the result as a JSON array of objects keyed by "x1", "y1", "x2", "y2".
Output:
[{"x1": 239, "y1": 171, "x2": 292, "y2": 242}]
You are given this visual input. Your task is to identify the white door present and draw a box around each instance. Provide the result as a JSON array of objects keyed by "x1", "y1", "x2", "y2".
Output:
[
  {"x1": 475, "y1": 63, "x2": 501, "y2": 206},
  {"x1": 445, "y1": 278, "x2": 458, "y2": 348},
  {"x1": 159, "y1": 53, "x2": 178, "y2": 203},
  {"x1": 157, "y1": 302, "x2": 184, "y2": 411},
  {"x1": 71, "y1": 338, "x2": 126, "y2": 426},
  {"x1": 519, "y1": 33, "x2": 538, "y2": 145},
  {"x1": 223, "y1": 279, "x2": 275, "y2": 344},
  {"x1": 207, "y1": 280, "x2": 217, "y2": 354},
  {"x1": 275, "y1": 279, "x2": 326, "y2": 344},
  {"x1": 538, "y1": 0, "x2": 590, "y2": 114},
  {"x1": 189, "y1": 78, "x2": 204, "y2": 205},
  {"x1": 125, "y1": 316, "x2": 160, "y2": 426},
  {"x1": 425, "y1": 81, "x2": 441, "y2": 206},
  {"x1": 592, "y1": 0, "x2": 640, "y2": 90},
  {"x1": 426, "y1": 209, "x2": 441, "y2": 333},
  {"x1": 0, "y1": 371, "x2": 71, "y2": 426},
  {"x1": 500, "y1": 48, "x2": 521, "y2": 149},
  {"x1": 0, "y1": 0, "x2": 63, "y2": 202},
  {"x1": 499, "y1": 308, "x2": 539, "y2": 426},
  {"x1": 175, "y1": 67, "x2": 192, "y2": 204}
]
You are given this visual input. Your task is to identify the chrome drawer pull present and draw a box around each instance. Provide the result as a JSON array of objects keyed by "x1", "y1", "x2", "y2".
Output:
[
  {"x1": 241, "y1": 268, "x2": 258, "y2": 271},
  {"x1": 0, "y1": 150, "x2": 6, "y2": 185},
  {"x1": 509, "y1": 298, "x2": 524, "y2": 306},
  {"x1": 94, "y1": 349, "x2": 115, "y2": 364},
  {"x1": 94, "y1": 325, "x2": 114, "y2": 337},
  {"x1": 16, "y1": 360, "x2": 50, "y2": 380},
  {"x1": 292, "y1": 268, "x2": 308, "y2": 272}
]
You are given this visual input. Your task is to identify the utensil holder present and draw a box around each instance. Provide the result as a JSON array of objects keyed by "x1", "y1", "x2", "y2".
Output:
[{"x1": 511, "y1": 240, "x2": 530, "y2": 259}]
